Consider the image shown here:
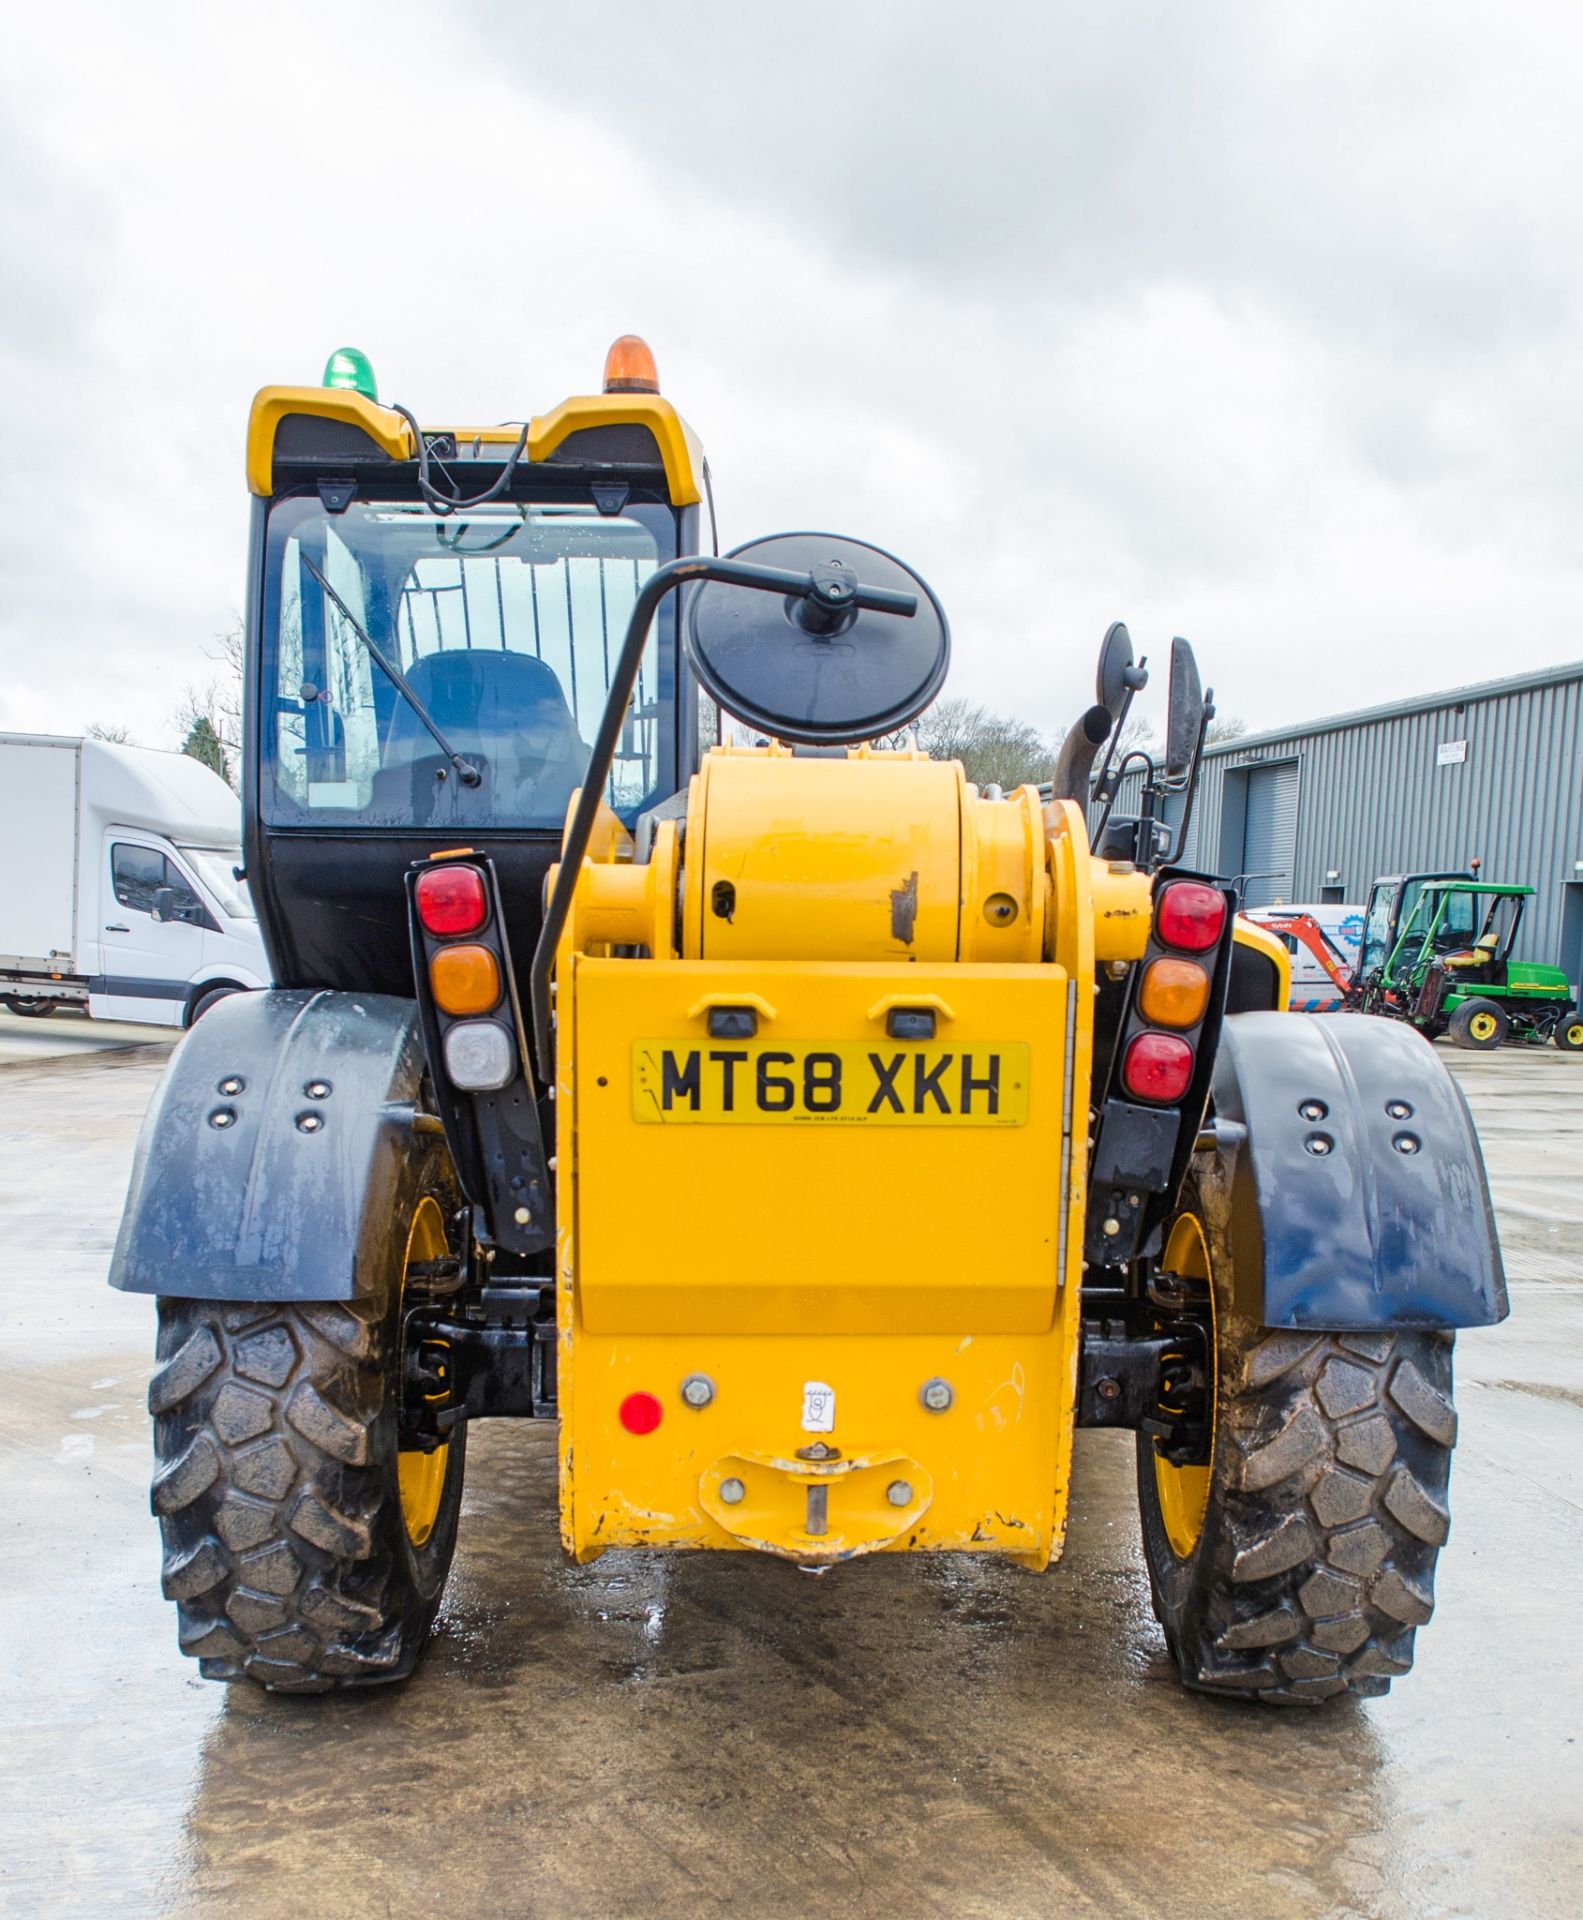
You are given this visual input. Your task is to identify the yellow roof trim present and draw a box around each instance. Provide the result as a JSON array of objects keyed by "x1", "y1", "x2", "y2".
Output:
[
  {"x1": 248, "y1": 386, "x2": 703, "y2": 505},
  {"x1": 526, "y1": 392, "x2": 703, "y2": 505},
  {"x1": 246, "y1": 386, "x2": 415, "y2": 496}
]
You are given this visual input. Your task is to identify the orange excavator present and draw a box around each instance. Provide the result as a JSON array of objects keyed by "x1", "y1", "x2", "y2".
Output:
[{"x1": 1251, "y1": 910, "x2": 1356, "y2": 998}]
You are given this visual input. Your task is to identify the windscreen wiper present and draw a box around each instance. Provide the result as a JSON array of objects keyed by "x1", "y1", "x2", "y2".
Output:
[{"x1": 299, "y1": 555, "x2": 481, "y2": 787}]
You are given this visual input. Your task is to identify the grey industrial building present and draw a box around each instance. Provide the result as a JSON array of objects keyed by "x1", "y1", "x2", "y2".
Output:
[{"x1": 1108, "y1": 657, "x2": 1583, "y2": 982}]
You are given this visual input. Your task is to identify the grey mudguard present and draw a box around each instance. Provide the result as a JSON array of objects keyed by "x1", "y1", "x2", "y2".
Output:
[
  {"x1": 110, "y1": 989, "x2": 427, "y2": 1300},
  {"x1": 1210, "y1": 1012, "x2": 1507, "y2": 1330}
]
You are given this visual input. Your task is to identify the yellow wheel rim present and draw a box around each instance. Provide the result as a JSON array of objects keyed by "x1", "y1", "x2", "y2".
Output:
[
  {"x1": 1153, "y1": 1211, "x2": 1218, "y2": 1560},
  {"x1": 1566, "y1": 1024, "x2": 1583, "y2": 1048},
  {"x1": 1469, "y1": 1011, "x2": 1498, "y2": 1042},
  {"x1": 397, "y1": 1196, "x2": 449, "y2": 1548}
]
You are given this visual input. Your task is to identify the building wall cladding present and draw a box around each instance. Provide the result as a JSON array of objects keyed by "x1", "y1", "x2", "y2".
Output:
[{"x1": 1104, "y1": 660, "x2": 1583, "y2": 971}]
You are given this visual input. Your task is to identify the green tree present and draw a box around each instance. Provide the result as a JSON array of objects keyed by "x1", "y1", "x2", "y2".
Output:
[{"x1": 181, "y1": 714, "x2": 231, "y2": 784}]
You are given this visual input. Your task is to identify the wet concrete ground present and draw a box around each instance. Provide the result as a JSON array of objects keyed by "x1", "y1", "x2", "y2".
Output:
[{"x1": 1, "y1": 1008, "x2": 1579, "y2": 1919}]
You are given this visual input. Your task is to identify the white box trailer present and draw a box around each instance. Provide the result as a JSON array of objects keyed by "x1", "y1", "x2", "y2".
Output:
[{"x1": 0, "y1": 734, "x2": 269, "y2": 1027}]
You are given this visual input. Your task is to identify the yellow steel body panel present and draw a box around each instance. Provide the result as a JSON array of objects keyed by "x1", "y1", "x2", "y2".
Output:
[
  {"x1": 690, "y1": 752, "x2": 967, "y2": 962},
  {"x1": 552, "y1": 761, "x2": 1099, "y2": 1571},
  {"x1": 562, "y1": 1327, "x2": 1069, "y2": 1569},
  {"x1": 1231, "y1": 916, "x2": 1294, "y2": 1010},
  {"x1": 247, "y1": 385, "x2": 703, "y2": 503},
  {"x1": 574, "y1": 960, "x2": 1069, "y2": 1335}
]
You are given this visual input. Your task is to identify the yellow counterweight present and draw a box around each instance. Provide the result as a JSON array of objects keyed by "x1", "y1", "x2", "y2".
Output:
[{"x1": 553, "y1": 747, "x2": 1150, "y2": 1569}]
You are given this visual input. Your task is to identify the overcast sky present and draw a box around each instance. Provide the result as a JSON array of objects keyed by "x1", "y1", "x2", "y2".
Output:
[{"x1": 2, "y1": 2, "x2": 1579, "y2": 752}]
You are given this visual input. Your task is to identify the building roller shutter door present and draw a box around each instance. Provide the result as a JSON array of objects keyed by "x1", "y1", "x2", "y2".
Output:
[{"x1": 1242, "y1": 761, "x2": 1298, "y2": 907}]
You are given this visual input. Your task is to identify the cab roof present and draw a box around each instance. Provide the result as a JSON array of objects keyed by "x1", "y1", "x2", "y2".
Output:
[
  {"x1": 1419, "y1": 880, "x2": 1535, "y2": 897},
  {"x1": 247, "y1": 382, "x2": 704, "y2": 506}
]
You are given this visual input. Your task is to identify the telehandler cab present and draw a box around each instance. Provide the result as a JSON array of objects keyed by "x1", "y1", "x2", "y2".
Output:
[{"x1": 113, "y1": 339, "x2": 1507, "y2": 1704}]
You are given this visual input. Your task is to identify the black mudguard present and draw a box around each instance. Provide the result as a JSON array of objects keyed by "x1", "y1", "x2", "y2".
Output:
[
  {"x1": 1208, "y1": 1011, "x2": 1508, "y2": 1330},
  {"x1": 110, "y1": 989, "x2": 431, "y2": 1301}
]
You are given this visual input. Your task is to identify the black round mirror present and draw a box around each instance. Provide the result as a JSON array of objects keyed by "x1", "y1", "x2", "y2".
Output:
[
  {"x1": 1165, "y1": 636, "x2": 1204, "y2": 781},
  {"x1": 1096, "y1": 620, "x2": 1137, "y2": 714},
  {"x1": 686, "y1": 533, "x2": 949, "y2": 745}
]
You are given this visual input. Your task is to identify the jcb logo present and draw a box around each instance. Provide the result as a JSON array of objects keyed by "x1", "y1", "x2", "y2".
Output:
[{"x1": 632, "y1": 1040, "x2": 1030, "y2": 1127}]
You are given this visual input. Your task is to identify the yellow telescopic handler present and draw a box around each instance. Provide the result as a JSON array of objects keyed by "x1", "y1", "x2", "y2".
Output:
[{"x1": 112, "y1": 339, "x2": 1506, "y2": 1703}]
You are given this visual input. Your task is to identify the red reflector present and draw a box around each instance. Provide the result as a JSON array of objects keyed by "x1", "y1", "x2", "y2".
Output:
[
  {"x1": 1123, "y1": 1031, "x2": 1194, "y2": 1104},
  {"x1": 618, "y1": 1391, "x2": 663, "y2": 1436},
  {"x1": 416, "y1": 864, "x2": 488, "y2": 936},
  {"x1": 1156, "y1": 881, "x2": 1226, "y2": 953}
]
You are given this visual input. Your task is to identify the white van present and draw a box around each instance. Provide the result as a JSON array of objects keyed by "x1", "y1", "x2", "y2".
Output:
[
  {"x1": 1242, "y1": 902, "x2": 1365, "y2": 1011},
  {"x1": 0, "y1": 734, "x2": 269, "y2": 1027}
]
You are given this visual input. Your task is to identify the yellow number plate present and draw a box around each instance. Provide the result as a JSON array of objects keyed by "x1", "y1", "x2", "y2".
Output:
[{"x1": 631, "y1": 1041, "x2": 1029, "y2": 1126}]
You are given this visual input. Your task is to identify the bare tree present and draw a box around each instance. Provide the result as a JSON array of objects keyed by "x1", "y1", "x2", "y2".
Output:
[
  {"x1": 1205, "y1": 713, "x2": 1247, "y2": 744},
  {"x1": 912, "y1": 696, "x2": 1057, "y2": 790},
  {"x1": 86, "y1": 722, "x2": 137, "y2": 744},
  {"x1": 170, "y1": 620, "x2": 244, "y2": 789}
]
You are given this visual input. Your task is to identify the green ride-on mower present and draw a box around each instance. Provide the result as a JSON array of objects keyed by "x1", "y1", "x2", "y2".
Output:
[{"x1": 1356, "y1": 873, "x2": 1583, "y2": 1052}]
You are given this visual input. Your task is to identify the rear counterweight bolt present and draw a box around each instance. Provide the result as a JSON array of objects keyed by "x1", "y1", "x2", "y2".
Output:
[
  {"x1": 296, "y1": 1112, "x2": 324, "y2": 1133},
  {"x1": 919, "y1": 1378, "x2": 953, "y2": 1413},
  {"x1": 681, "y1": 1373, "x2": 716, "y2": 1408},
  {"x1": 886, "y1": 1480, "x2": 913, "y2": 1508},
  {"x1": 719, "y1": 1477, "x2": 745, "y2": 1505},
  {"x1": 304, "y1": 1079, "x2": 332, "y2": 1100}
]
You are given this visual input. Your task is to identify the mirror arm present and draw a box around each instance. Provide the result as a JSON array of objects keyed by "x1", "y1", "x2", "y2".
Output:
[
  {"x1": 1092, "y1": 746, "x2": 1156, "y2": 853},
  {"x1": 1162, "y1": 687, "x2": 1215, "y2": 866},
  {"x1": 1087, "y1": 687, "x2": 1134, "y2": 805},
  {"x1": 529, "y1": 555, "x2": 918, "y2": 1069},
  {"x1": 1089, "y1": 658, "x2": 1148, "y2": 807}
]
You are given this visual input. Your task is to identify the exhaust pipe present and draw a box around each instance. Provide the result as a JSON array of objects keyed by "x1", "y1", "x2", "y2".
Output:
[{"x1": 1050, "y1": 703, "x2": 1113, "y2": 803}]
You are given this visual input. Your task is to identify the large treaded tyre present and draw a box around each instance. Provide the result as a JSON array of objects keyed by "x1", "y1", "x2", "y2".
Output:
[
  {"x1": 148, "y1": 1152, "x2": 466, "y2": 1693},
  {"x1": 1138, "y1": 1172, "x2": 1457, "y2": 1706}
]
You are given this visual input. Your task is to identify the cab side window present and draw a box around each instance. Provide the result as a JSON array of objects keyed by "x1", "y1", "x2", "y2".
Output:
[{"x1": 112, "y1": 844, "x2": 204, "y2": 920}]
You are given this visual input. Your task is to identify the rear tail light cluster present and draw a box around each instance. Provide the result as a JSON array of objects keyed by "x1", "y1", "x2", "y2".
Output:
[
  {"x1": 413, "y1": 858, "x2": 516, "y2": 1091},
  {"x1": 1119, "y1": 880, "x2": 1230, "y2": 1106}
]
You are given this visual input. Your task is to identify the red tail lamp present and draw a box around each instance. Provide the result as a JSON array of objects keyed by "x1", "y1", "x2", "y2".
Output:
[
  {"x1": 416, "y1": 863, "x2": 488, "y2": 936},
  {"x1": 619, "y1": 1391, "x2": 664, "y2": 1435},
  {"x1": 1123, "y1": 1031, "x2": 1195, "y2": 1104},
  {"x1": 1156, "y1": 881, "x2": 1226, "y2": 954}
]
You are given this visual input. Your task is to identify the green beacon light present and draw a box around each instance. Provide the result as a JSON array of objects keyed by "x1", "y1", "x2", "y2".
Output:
[{"x1": 322, "y1": 346, "x2": 378, "y2": 402}]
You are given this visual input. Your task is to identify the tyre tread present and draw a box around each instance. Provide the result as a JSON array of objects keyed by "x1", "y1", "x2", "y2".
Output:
[
  {"x1": 150, "y1": 1291, "x2": 455, "y2": 1693},
  {"x1": 1144, "y1": 1288, "x2": 1457, "y2": 1708}
]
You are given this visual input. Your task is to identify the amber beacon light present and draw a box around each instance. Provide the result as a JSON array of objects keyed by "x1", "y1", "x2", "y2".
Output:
[{"x1": 603, "y1": 334, "x2": 660, "y2": 394}]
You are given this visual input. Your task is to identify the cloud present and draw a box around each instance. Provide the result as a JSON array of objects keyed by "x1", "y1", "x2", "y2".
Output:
[{"x1": 0, "y1": 1, "x2": 1579, "y2": 754}]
